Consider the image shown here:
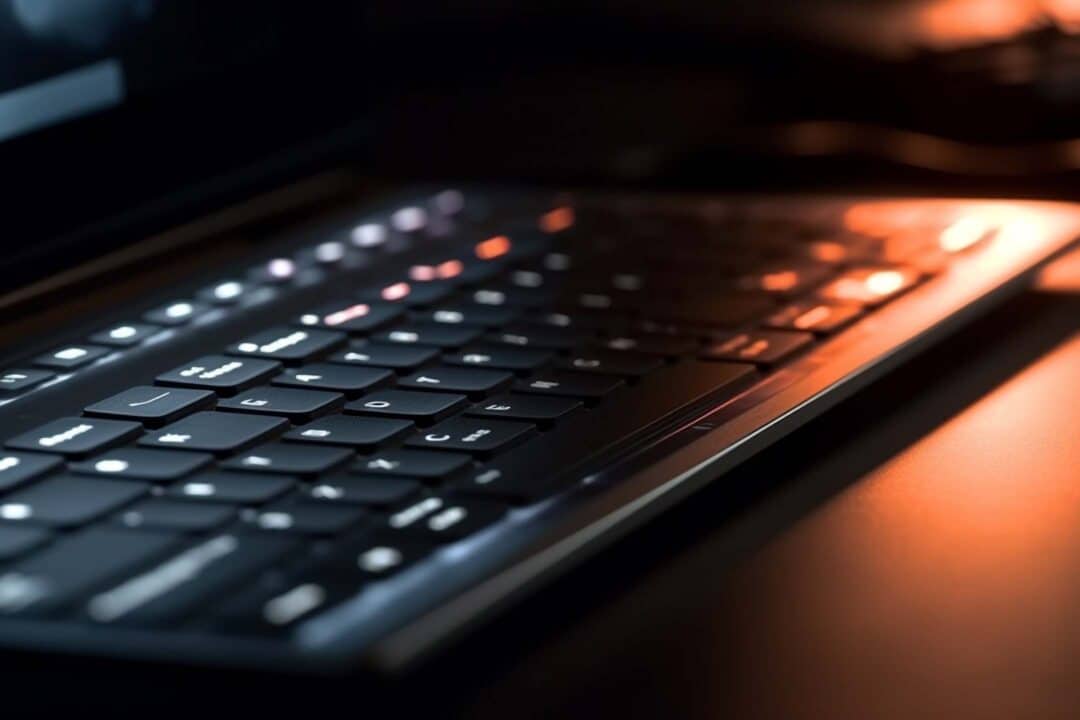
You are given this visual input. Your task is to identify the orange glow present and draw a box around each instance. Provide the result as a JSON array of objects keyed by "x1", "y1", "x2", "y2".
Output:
[
  {"x1": 323, "y1": 303, "x2": 370, "y2": 326},
  {"x1": 940, "y1": 217, "x2": 991, "y2": 253},
  {"x1": 865, "y1": 270, "x2": 906, "y2": 296},
  {"x1": 793, "y1": 305, "x2": 833, "y2": 330},
  {"x1": 409, "y1": 265, "x2": 437, "y2": 282},
  {"x1": 810, "y1": 241, "x2": 848, "y2": 263},
  {"x1": 475, "y1": 235, "x2": 512, "y2": 260},
  {"x1": 540, "y1": 207, "x2": 575, "y2": 234},
  {"x1": 381, "y1": 282, "x2": 411, "y2": 301},
  {"x1": 760, "y1": 270, "x2": 800, "y2": 292},
  {"x1": 436, "y1": 259, "x2": 464, "y2": 279}
]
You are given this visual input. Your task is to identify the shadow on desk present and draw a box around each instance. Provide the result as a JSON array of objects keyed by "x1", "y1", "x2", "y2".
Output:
[{"x1": 431, "y1": 263, "x2": 1080, "y2": 720}]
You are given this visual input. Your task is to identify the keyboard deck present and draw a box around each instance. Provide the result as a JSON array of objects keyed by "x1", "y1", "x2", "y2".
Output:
[{"x1": 0, "y1": 190, "x2": 1075, "y2": 672}]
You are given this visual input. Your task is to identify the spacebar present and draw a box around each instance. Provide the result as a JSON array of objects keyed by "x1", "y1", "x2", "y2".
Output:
[{"x1": 457, "y1": 360, "x2": 758, "y2": 501}]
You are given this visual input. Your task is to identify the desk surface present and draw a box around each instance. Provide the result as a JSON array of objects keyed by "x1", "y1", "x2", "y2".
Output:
[{"x1": 431, "y1": 252, "x2": 1080, "y2": 720}]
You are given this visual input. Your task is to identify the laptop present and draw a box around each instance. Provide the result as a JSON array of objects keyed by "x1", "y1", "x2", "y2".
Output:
[{"x1": 0, "y1": 2, "x2": 1077, "y2": 677}]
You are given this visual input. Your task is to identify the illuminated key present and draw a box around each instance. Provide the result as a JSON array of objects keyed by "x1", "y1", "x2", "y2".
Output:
[{"x1": 817, "y1": 266, "x2": 920, "y2": 306}]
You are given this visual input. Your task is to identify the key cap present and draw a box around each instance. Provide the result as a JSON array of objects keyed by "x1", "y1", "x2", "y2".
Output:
[
  {"x1": 223, "y1": 444, "x2": 353, "y2": 477},
  {"x1": 0, "y1": 369, "x2": 54, "y2": 394},
  {"x1": 371, "y1": 323, "x2": 482, "y2": 348},
  {"x1": 284, "y1": 415, "x2": 413, "y2": 449},
  {"x1": 355, "y1": 449, "x2": 472, "y2": 480},
  {"x1": 89, "y1": 322, "x2": 163, "y2": 348},
  {"x1": 388, "y1": 494, "x2": 507, "y2": 542},
  {"x1": 0, "y1": 526, "x2": 50, "y2": 561},
  {"x1": 272, "y1": 363, "x2": 393, "y2": 397},
  {"x1": 139, "y1": 412, "x2": 286, "y2": 455},
  {"x1": 359, "y1": 280, "x2": 456, "y2": 307},
  {"x1": 334, "y1": 531, "x2": 434, "y2": 577},
  {"x1": 296, "y1": 300, "x2": 404, "y2": 334},
  {"x1": 246, "y1": 504, "x2": 367, "y2": 535},
  {"x1": 413, "y1": 304, "x2": 520, "y2": 327},
  {"x1": 307, "y1": 476, "x2": 422, "y2": 506},
  {"x1": 157, "y1": 355, "x2": 280, "y2": 395},
  {"x1": 595, "y1": 334, "x2": 699, "y2": 357},
  {"x1": 486, "y1": 325, "x2": 587, "y2": 350},
  {"x1": 737, "y1": 263, "x2": 834, "y2": 297},
  {"x1": 344, "y1": 389, "x2": 467, "y2": 423},
  {"x1": 33, "y1": 344, "x2": 111, "y2": 370},
  {"x1": 70, "y1": 448, "x2": 213, "y2": 482},
  {"x1": 116, "y1": 500, "x2": 237, "y2": 532},
  {"x1": 0, "y1": 452, "x2": 63, "y2": 492},
  {"x1": 515, "y1": 372, "x2": 624, "y2": 400},
  {"x1": 143, "y1": 300, "x2": 208, "y2": 326},
  {"x1": 197, "y1": 279, "x2": 251, "y2": 306},
  {"x1": 0, "y1": 528, "x2": 182, "y2": 616},
  {"x1": 85, "y1": 533, "x2": 299, "y2": 625},
  {"x1": 764, "y1": 300, "x2": 864, "y2": 335},
  {"x1": 556, "y1": 350, "x2": 662, "y2": 377},
  {"x1": 168, "y1": 472, "x2": 295, "y2": 504},
  {"x1": 227, "y1": 327, "x2": 345, "y2": 364},
  {"x1": 7, "y1": 417, "x2": 141, "y2": 457},
  {"x1": 701, "y1": 330, "x2": 814, "y2": 366},
  {"x1": 217, "y1": 387, "x2": 344, "y2": 423},
  {"x1": 84, "y1": 386, "x2": 216, "y2": 427},
  {"x1": 645, "y1": 293, "x2": 774, "y2": 328},
  {"x1": 817, "y1": 266, "x2": 920, "y2": 306},
  {"x1": 211, "y1": 576, "x2": 354, "y2": 632},
  {"x1": 466, "y1": 394, "x2": 581, "y2": 424},
  {"x1": 398, "y1": 366, "x2": 512, "y2": 396},
  {"x1": 444, "y1": 345, "x2": 553, "y2": 372},
  {"x1": 327, "y1": 343, "x2": 439, "y2": 370},
  {"x1": 406, "y1": 417, "x2": 535, "y2": 455},
  {"x1": 0, "y1": 475, "x2": 148, "y2": 527}
]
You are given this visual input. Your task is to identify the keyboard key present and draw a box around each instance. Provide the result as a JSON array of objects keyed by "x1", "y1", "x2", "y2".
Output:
[
  {"x1": 272, "y1": 363, "x2": 393, "y2": 397},
  {"x1": 0, "y1": 526, "x2": 50, "y2": 562},
  {"x1": 327, "y1": 343, "x2": 439, "y2": 370},
  {"x1": 223, "y1": 444, "x2": 353, "y2": 477},
  {"x1": 89, "y1": 322, "x2": 163, "y2": 348},
  {"x1": 196, "y1": 280, "x2": 250, "y2": 305},
  {"x1": 486, "y1": 325, "x2": 586, "y2": 350},
  {"x1": 167, "y1": 472, "x2": 295, "y2": 504},
  {"x1": 217, "y1": 387, "x2": 344, "y2": 423},
  {"x1": 413, "y1": 304, "x2": 520, "y2": 327},
  {"x1": 515, "y1": 372, "x2": 625, "y2": 400},
  {"x1": 335, "y1": 532, "x2": 433, "y2": 576},
  {"x1": 157, "y1": 356, "x2": 280, "y2": 394},
  {"x1": 0, "y1": 369, "x2": 54, "y2": 394},
  {"x1": 143, "y1": 300, "x2": 208, "y2": 326},
  {"x1": 443, "y1": 345, "x2": 553, "y2": 372},
  {"x1": 246, "y1": 504, "x2": 367, "y2": 535},
  {"x1": 701, "y1": 330, "x2": 814, "y2": 366},
  {"x1": 139, "y1": 412, "x2": 287, "y2": 455},
  {"x1": 211, "y1": 577, "x2": 354, "y2": 632},
  {"x1": 466, "y1": 394, "x2": 581, "y2": 424},
  {"x1": 0, "y1": 528, "x2": 182, "y2": 616},
  {"x1": 372, "y1": 322, "x2": 484, "y2": 349},
  {"x1": 33, "y1": 344, "x2": 111, "y2": 370},
  {"x1": 817, "y1": 266, "x2": 920, "y2": 306},
  {"x1": 354, "y1": 449, "x2": 472, "y2": 480},
  {"x1": 85, "y1": 533, "x2": 299, "y2": 625},
  {"x1": 70, "y1": 448, "x2": 213, "y2": 482},
  {"x1": 227, "y1": 327, "x2": 345, "y2": 363},
  {"x1": 405, "y1": 417, "x2": 535, "y2": 455},
  {"x1": 0, "y1": 452, "x2": 63, "y2": 492},
  {"x1": 737, "y1": 263, "x2": 834, "y2": 296},
  {"x1": 556, "y1": 350, "x2": 662, "y2": 377},
  {"x1": 388, "y1": 495, "x2": 507, "y2": 542},
  {"x1": 84, "y1": 386, "x2": 216, "y2": 427},
  {"x1": 595, "y1": 334, "x2": 699, "y2": 357},
  {"x1": 7, "y1": 417, "x2": 141, "y2": 457},
  {"x1": 0, "y1": 475, "x2": 148, "y2": 527},
  {"x1": 284, "y1": 415, "x2": 413, "y2": 449},
  {"x1": 764, "y1": 300, "x2": 864, "y2": 335},
  {"x1": 359, "y1": 280, "x2": 456, "y2": 306},
  {"x1": 297, "y1": 301, "x2": 403, "y2": 334},
  {"x1": 307, "y1": 476, "x2": 422, "y2": 506},
  {"x1": 344, "y1": 389, "x2": 467, "y2": 423},
  {"x1": 645, "y1": 293, "x2": 774, "y2": 328},
  {"x1": 398, "y1": 366, "x2": 512, "y2": 396},
  {"x1": 116, "y1": 500, "x2": 236, "y2": 532}
]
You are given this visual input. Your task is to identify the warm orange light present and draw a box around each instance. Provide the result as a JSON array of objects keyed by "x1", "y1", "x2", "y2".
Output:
[
  {"x1": 865, "y1": 270, "x2": 906, "y2": 296},
  {"x1": 940, "y1": 217, "x2": 990, "y2": 253},
  {"x1": 793, "y1": 305, "x2": 833, "y2": 330},
  {"x1": 540, "y1": 207, "x2": 575, "y2": 234},
  {"x1": 324, "y1": 304, "x2": 370, "y2": 326},
  {"x1": 435, "y1": 259, "x2": 463, "y2": 279},
  {"x1": 810, "y1": 241, "x2": 848, "y2": 263},
  {"x1": 409, "y1": 265, "x2": 437, "y2": 282},
  {"x1": 381, "y1": 282, "x2": 411, "y2": 301},
  {"x1": 475, "y1": 235, "x2": 512, "y2": 260},
  {"x1": 761, "y1": 270, "x2": 800, "y2": 292}
]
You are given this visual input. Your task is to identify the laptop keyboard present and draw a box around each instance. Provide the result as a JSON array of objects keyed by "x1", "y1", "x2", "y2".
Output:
[{"x1": 0, "y1": 192, "x2": 960, "y2": 635}]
